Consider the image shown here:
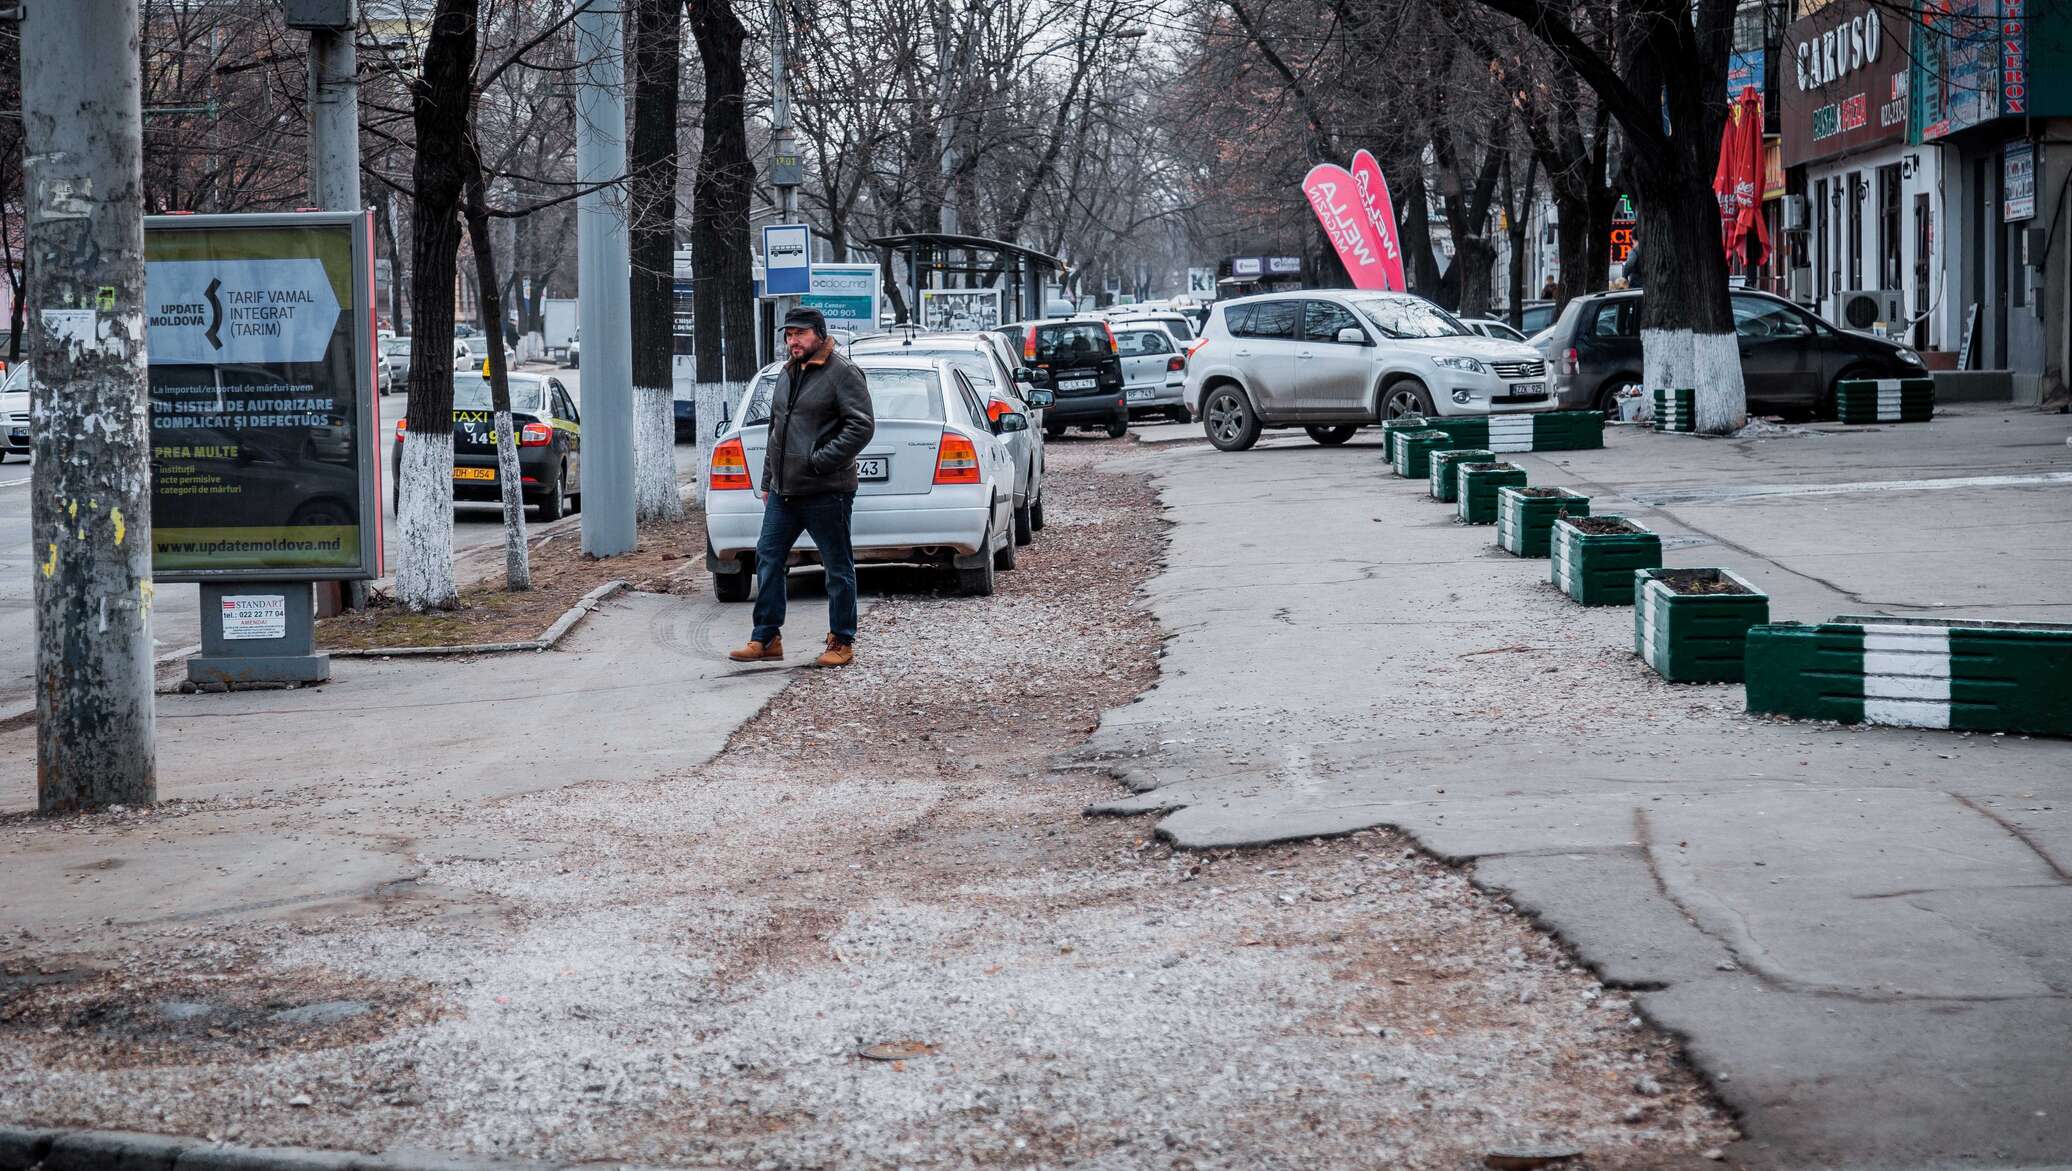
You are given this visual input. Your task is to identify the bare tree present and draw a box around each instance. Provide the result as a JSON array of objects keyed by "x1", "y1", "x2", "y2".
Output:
[
  {"x1": 687, "y1": 0, "x2": 757, "y2": 503},
  {"x1": 629, "y1": 0, "x2": 686, "y2": 521}
]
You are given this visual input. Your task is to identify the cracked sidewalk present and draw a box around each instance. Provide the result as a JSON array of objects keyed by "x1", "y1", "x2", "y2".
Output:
[{"x1": 1079, "y1": 407, "x2": 2072, "y2": 1171}]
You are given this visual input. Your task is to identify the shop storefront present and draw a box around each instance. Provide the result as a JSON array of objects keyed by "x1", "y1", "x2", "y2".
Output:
[{"x1": 1780, "y1": 0, "x2": 1943, "y2": 349}]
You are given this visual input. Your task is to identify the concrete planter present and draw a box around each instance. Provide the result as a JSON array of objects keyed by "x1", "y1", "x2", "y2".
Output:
[
  {"x1": 1744, "y1": 615, "x2": 2072, "y2": 736},
  {"x1": 1400, "y1": 410, "x2": 1605, "y2": 453},
  {"x1": 1391, "y1": 429, "x2": 1455, "y2": 479},
  {"x1": 1836, "y1": 377, "x2": 1934, "y2": 424},
  {"x1": 1652, "y1": 388, "x2": 1696, "y2": 433},
  {"x1": 1497, "y1": 486, "x2": 1591, "y2": 557},
  {"x1": 1456, "y1": 462, "x2": 1527, "y2": 524},
  {"x1": 1382, "y1": 416, "x2": 1433, "y2": 463},
  {"x1": 1633, "y1": 568, "x2": 1770, "y2": 684},
  {"x1": 1550, "y1": 515, "x2": 1661, "y2": 606},
  {"x1": 1428, "y1": 448, "x2": 1494, "y2": 503}
]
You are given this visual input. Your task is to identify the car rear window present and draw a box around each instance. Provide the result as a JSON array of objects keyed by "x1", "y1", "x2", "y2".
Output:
[
  {"x1": 1114, "y1": 329, "x2": 1173, "y2": 356},
  {"x1": 452, "y1": 375, "x2": 548, "y2": 414},
  {"x1": 853, "y1": 368, "x2": 946, "y2": 420},
  {"x1": 1121, "y1": 315, "x2": 1193, "y2": 341},
  {"x1": 1033, "y1": 322, "x2": 1110, "y2": 361}
]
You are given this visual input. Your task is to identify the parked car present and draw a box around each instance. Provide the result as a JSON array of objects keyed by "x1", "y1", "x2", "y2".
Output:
[
  {"x1": 1104, "y1": 308, "x2": 1197, "y2": 343},
  {"x1": 1184, "y1": 290, "x2": 1556, "y2": 452},
  {"x1": 394, "y1": 371, "x2": 582, "y2": 519},
  {"x1": 378, "y1": 335, "x2": 414, "y2": 393},
  {"x1": 1534, "y1": 288, "x2": 1931, "y2": 418},
  {"x1": 1, "y1": 362, "x2": 30, "y2": 461},
  {"x1": 849, "y1": 330, "x2": 1055, "y2": 544},
  {"x1": 456, "y1": 335, "x2": 517, "y2": 373},
  {"x1": 704, "y1": 356, "x2": 1023, "y2": 599},
  {"x1": 1112, "y1": 323, "x2": 1190, "y2": 424},
  {"x1": 674, "y1": 391, "x2": 697, "y2": 442},
  {"x1": 993, "y1": 318, "x2": 1127, "y2": 439},
  {"x1": 1461, "y1": 317, "x2": 1529, "y2": 343},
  {"x1": 565, "y1": 332, "x2": 580, "y2": 368},
  {"x1": 1517, "y1": 300, "x2": 1557, "y2": 335}
]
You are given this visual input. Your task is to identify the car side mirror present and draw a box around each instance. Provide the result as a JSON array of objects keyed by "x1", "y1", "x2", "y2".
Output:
[
  {"x1": 1024, "y1": 368, "x2": 1051, "y2": 388},
  {"x1": 1013, "y1": 367, "x2": 1035, "y2": 383},
  {"x1": 1337, "y1": 327, "x2": 1368, "y2": 345},
  {"x1": 997, "y1": 411, "x2": 1029, "y2": 433},
  {"x1": 1024, "y1": 388, "x2": 1055, "y2": 408}
]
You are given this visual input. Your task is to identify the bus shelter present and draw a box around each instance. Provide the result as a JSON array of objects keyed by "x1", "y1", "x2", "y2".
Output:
[{"x1": 866, "y1": 233, "x2": 1070, "y2": 329}]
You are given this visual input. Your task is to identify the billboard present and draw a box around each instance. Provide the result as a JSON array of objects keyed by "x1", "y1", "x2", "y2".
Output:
[
  {"x1": 144, "y1": 212, "x2": 380, "y2": 582},
  {"x1": 802, "y1": 262, "x2": 882, "y2": 334},
  {"x1": 1780, "y1": 0, "x2": 1910, "y2": 166},
  {"x1": 918, "y1": 288, "x2": 1002, "y2": 332}
]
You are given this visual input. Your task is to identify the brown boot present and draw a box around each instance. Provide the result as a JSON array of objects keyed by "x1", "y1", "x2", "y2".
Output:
[
  {"x1": 815, "y1": 635, "x2": 854, "y2": 668},
  {"x1": 728, "y1": 635, "x2": 783, "y2": 662}
]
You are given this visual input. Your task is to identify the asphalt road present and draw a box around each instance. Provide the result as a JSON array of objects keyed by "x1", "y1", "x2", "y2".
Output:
[{"x1": 0, "y1": 363, "x2": 703, "y2": 716}]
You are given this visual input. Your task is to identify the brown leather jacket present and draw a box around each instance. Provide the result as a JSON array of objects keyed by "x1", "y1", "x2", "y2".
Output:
[{"x1": 762, "y1": 338, "x2": 876, "y2": 496}]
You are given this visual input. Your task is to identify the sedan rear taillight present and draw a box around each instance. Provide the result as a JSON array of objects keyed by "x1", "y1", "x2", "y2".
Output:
[
  {"x1": 1167, "y1": 355, "x2": 1186, "y2": 372},
  {"x1": 520, "y1": 422, "x2": 553, "y2": 446},
  {"x1": 709, "y1": 436, "x2": 752, "y2": 490},
  {"x1": 933, "y1": 431, "x2": 981, "y2": 484}
]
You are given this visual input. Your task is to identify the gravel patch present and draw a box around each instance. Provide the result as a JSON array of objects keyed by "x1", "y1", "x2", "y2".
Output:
[{"x1": 0, "y1": 441, "x2": 1733, "y2": 1168}]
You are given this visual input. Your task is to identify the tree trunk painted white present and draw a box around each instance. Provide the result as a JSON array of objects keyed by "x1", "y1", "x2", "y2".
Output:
[
  {"x1": 395, "y1": 430, "x2": 459, "y2": 611},
  {"x1": 691, "y1": 379, "x2": 745, "y2": 508},
  {"x1": 634, "y1": 383, "x2": 683, "y2": 521},
  {"x1": 1642, "y1": 327, "x2": 1746, "y2": 433},
  {"x1": 492, "y1": 409, "x2": 532, "y2": 591}
]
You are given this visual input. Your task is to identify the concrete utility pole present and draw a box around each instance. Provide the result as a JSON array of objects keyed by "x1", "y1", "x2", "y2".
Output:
[
  {"x1": 305, "y1": 0, "x2": 366, "y2": 613},
  {"x1": 22, "y1": 0, "x2": 157, "y2": 812},
  {"x1": 574, "y1": 0, "x2": 635, "y2": 557}
]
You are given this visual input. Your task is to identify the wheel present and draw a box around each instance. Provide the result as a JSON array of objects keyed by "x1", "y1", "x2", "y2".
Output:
[
  {"x1": 1201, "y1": 384, "x2": 1262, "y2": 451},
  {"x1": 713, "y1": 568, "x2": 751, "y2": 602},
  {"x1": 1305, "y1": 424, "x2": 1358, "y2": 446},
  {"x1": 1593, "y1": 376, "x2": 1638, "y2": 421},
  {"x1": 1030, "y1": 494, "x2": 1045, "y2": 532},
  {"x1": 538, "y1": 462, "x2": 567, "y2": 520},
  {"x1": 1105, "y1": 419, "x2": 1128, "y2": 439},
  {"x1": 1013, "y1": 500, "x2": 1034, "y2": 546},
  {"x1": 1044, "y1": 422, "x2": 1066, "y2": 440},
  {"x1": 993, "y1": 531, "x2": 1016, "y2": 570},
  {"x1": 957, "y1": 543, "x2": 997, "y2": 596},
  {"x1": 1379, "y1": 379, "x2": 1435, "y2": 420},
  {"x1": 1166, "y1": 406, "x2": 1190, "y2": 425}
]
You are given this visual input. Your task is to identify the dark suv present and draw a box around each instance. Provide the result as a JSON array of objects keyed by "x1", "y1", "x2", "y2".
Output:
[
  {"x1": 995, "y1": 318, "x2": 1127, "y2": 438},
  {"x1": 1537, "y1": 288, "x2": 1930, "y2": 418}
]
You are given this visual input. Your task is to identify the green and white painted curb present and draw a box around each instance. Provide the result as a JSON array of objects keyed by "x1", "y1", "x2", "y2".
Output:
[
  {"x1": 1389, "y1": 410, "x2": 1604, "y2": 454},
  {"x1": 1651, "y1": 388, "x2": 1696, "y2": 433},
  {"x1": 1457, "y1": 462, "x2": 1527, "y2": 524},
  {"x1": 1428, "y1": 447, "x2": 1494, "y2": 503},
  {"x1": 1391, "y1": 429, "x2": 1455, "y2": 479},
  {"x1": 1836, "y1": 377, "x2": 1934, "y2": 424},
  {"x1": 1550, "y1": 515, "x2": 1661, "y2": 606},
  {"x1": 1497, "y1": 486, "x2": 1590, "y2": 557},
  {"x1": 1633, "y1": 568, "x2": 1770, "y2": 684},
  {"x1": 1744, "y1": 614, "x2": 2072, "y2": 736}
]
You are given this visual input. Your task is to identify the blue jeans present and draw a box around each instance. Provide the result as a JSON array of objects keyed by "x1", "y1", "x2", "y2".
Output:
[{"x1": 751, "y1": 491, "x2": 858, "y2": 644}]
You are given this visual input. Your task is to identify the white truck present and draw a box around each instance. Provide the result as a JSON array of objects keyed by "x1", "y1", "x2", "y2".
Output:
[{"x1": 542, "y1": 298, "x2": 579, "y2": 362}]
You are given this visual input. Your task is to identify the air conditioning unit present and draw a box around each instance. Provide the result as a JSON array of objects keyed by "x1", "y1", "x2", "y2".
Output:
[
  {"x1": 1782, "y1": 194, "x2": 1808, "y2": 231},
  {"x1": 1838, "y1": 289, "x2": 1907, "y2": 335}
]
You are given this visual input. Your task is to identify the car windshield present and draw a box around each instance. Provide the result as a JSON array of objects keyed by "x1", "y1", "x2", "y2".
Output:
[
  {"x1": 1, "y1": 363, "x2": 32, "y2": 395},
  {"x1": 381, "y1": 337, "x2": 412, "y2": 357},
  {"x1": 451, "y1": 375, "x2": 548, "y2": 414},
  {"x1": 742, "y1": 367, "x2": 944, "y2": 425},
  {"x1": 1349, "y1": 296, "x2": 1471, "y2": 339}
]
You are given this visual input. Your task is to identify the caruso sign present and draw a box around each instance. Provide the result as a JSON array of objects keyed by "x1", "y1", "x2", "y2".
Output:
[{"x1": 1781, "y1": 0, "x2": 1908, "y2": 167}]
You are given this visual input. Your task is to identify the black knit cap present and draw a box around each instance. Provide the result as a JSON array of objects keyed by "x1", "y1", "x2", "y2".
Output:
[{"x1": 781, "y1": 305, "x2": 827, "y2": 335}]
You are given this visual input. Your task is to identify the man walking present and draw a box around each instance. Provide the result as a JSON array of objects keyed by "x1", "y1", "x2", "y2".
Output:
[{"x1": 729, "y1": 307, "x2": 875, "y2": 668}]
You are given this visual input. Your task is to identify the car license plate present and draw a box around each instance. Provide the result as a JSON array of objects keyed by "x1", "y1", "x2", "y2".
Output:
[
  {"x1": 1126, "y1": 388, "x2": 1154, "y2": 402},
  {"x1": 1059, "y1": 378, "x2": 1096, "y2": 391},
  {"x1": 1509, "y1": 382, "x2": 1546, "y2": 397},
  {"x1": 452, "y1": 467, "x2": 495, "y2": 481},
  {"x1": 857, "y1": 456, "x2": 889, "y2": 481}
]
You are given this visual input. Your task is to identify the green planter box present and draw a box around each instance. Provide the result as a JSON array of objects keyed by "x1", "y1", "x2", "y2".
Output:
[
  {"x1": 1428, "y1": 447, "x2": 1494, "y2": 503},
  {"x1": 1633, "y1": 568, "x2": 1770, "y2": 683},
  {"x1": 1457, "y1": 462, "x2": 1527, "y2": 524},
  {"x1": 1392, "y1": 429, "x2": 1455, "y2": 479},
  {"x1": 1745, "y1": 615, "x2": 2072, "y2": 736},
  {"x1": 1652, "y1": 388, "x2": 1696, "y2": 433},
  {"x1": 1382, "y1": 416, "x2": 1433, "y2": 462},
  {"x1": 1497, "y1": 486, "x2": 1591, "y2": 557},
  {"x1": 1550, "y1": 515, "x2": 1661, "y2": 606},
  {"x1": 1836, "y1": 377, "x2": 1934, "y2": 424},
  {"x1": 1401, "y1": 410, "x2": 1605, "y2": 453}
]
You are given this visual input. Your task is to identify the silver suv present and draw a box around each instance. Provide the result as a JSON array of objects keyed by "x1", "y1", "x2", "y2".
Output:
[{"x1": 1183, "y1": 290, "x2": 1557, "y2": 452}]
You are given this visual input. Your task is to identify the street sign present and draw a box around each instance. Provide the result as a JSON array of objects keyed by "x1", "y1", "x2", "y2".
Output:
[
  {"x1": 803, "y1": 262, "x2": 882, "y2": 334},
  {"x1": 1187, "y1": 267, "x2": 1215, "y2": 296},
  {"x1": 762, "y1": 224, "x2": 811, "y2": 296},
  {"x1": 144, "y1": 211, "x2": 379, "y2": 582}
]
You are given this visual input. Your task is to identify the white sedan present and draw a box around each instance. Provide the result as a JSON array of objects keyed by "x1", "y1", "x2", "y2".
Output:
[{"x1": 705, "y1": 356, "x2": 1025, "y2": 598}]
